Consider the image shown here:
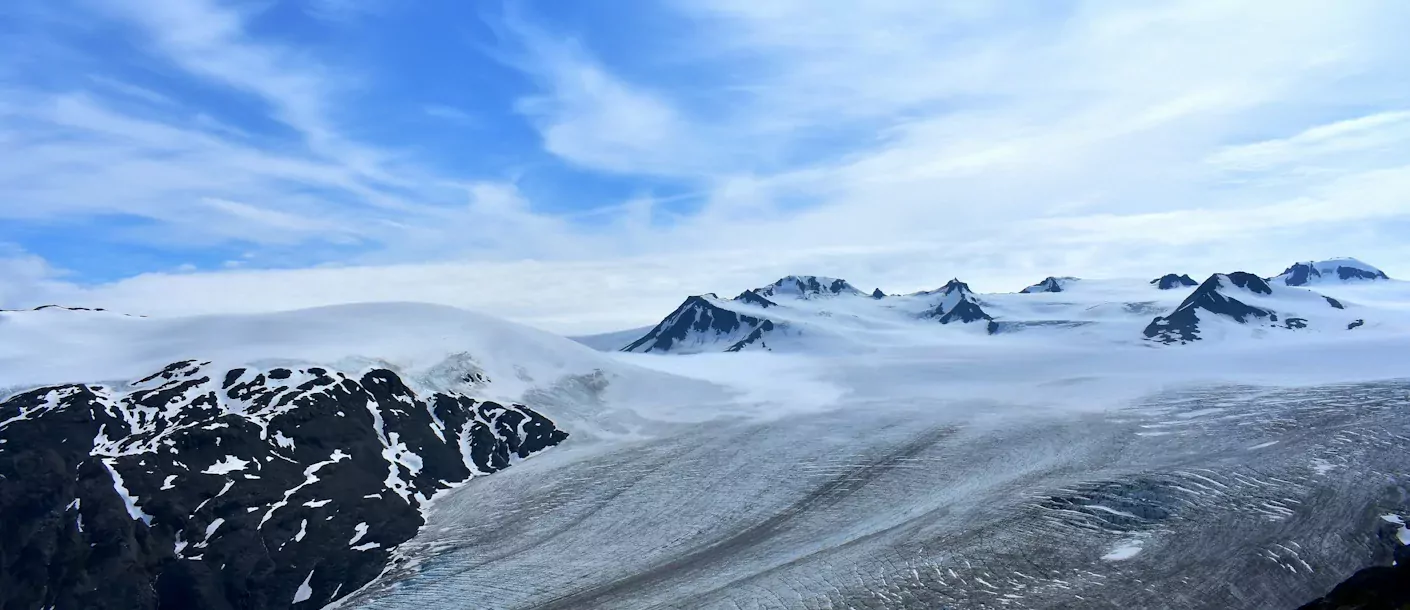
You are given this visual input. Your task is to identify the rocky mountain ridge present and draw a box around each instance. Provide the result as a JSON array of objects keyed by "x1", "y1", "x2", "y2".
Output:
[
  {"x1": 0, "y1": 359, "x2": 566, "y2": 610},
  {"x1": 611, "y1": 259, "x2": 1398, "y2": 353}
]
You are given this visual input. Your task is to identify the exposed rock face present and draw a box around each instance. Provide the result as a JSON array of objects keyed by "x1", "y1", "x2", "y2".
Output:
[
  {"x1": 925, "y1": 279, "x2": 995, "y2": 326},
  {"x1": 0, "y1": 361, "x2": 566, "y2": 610},
  {"x1": 871, "y1": 288, "x2": 885, "y2": 299},
  {"x1": 1143, "y1": 272, "x2": 1356, "y2": 344},
  {"x1": 622, "y1": 296, "x2": 776, "y2": 353},
  {"x1": 1020, "y1": 276, "x2": 1076, "y2": 294},
  {"x1": 1150, "y1": 273, "x2": 1199, "y2": 290},
  {"x1": 1273, "y1": 259, "x2": 1390, "y2": 286},
  {"x1": 733, "y1": 289, "x2": 778, "y2": 309},
  {"x1": 755, "y1": 276, "x2": 863, "y2": 299},
  {"x1": 1297, "y1": 523, "x2": 1410, "y2": 610},
  {"x1": 1144, "y1": 272, "x2": 1279, "y2": 344}
]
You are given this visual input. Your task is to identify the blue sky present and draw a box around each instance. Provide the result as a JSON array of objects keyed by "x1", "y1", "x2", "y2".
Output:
[{"x1": 3, "y1": 0, "x2": 1410, "y2": 332}]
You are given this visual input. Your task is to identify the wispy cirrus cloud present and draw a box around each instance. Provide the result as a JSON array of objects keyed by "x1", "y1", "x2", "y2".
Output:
[{"x1": 500, "y1": 0, "x2": 1410, "y2": 255}]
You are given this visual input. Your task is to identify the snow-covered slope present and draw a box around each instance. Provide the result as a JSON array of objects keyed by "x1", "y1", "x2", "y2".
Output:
[
  {"x1": 1270, "y1": 258, "x2": 1390, "y2": 286},
  {"x1": 0, "y1": 302, "x2": 618, "y2": 401},
  {"x1": 0, "y1": 302, "x2": 709, "y2": 610},
  {"x1": 1142, "y1": 272, "x2": 1369, "y2": 344}
]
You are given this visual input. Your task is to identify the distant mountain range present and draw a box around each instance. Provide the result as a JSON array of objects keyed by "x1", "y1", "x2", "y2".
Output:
[{"x1": 611, "y1": 258, "x2": 1398, "y2": 353}]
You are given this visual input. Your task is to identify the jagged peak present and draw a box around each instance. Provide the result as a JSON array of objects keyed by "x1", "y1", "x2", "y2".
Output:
[
  {"x1": 1020, "y1": 276, "x2": 1078, "y2": 294},
  {"x1": 1144, "y1": 273, "x2": 1278, "y2": 344},
  {"x1": 623, "y1": 293, "x2": 775, "y2": 354},
  {"x1": 756, "y1": 275, "x2": 863, "y2": 298},
  {"x1": 1209, "y1": 272, "x2": 1273, "y2": 295},
  {"x1": 1150, "y1": 273, "x2": 1198, "y2": 290},
  {"x1": 871, "y1": 288, "x2": 885, "y2": 299},
  {"x1": 923, "y1": 279, "x2": 992, "y2": 325},
  {"x1": 932, "y1": 299, "x2": 993, "y2": 325},
  {"x1": 733, "y1": 289, "x2": 779, "y2": 308},
  {"x1": 938, "y1": 278, "x2": 974, "y2": 295}
]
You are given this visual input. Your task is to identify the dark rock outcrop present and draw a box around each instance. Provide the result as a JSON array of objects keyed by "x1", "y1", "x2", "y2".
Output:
[
  {"x1": 622, "y1": 296, "x2": 775, "y2": 353},
  {"x1": 871, "y1": 288, "x2": 885, "y2": 299},
  {"x1": 1150, "y1": 274, "x2": 1199, "y2": 290},
  {"x1": 732, "y1": 289, "x2": 778, "y2": 309},
  {"x1": 1145, "y1": 272, "x2": 1360, "y2": 344},
  {"x1": 1020, "y1": 276, "x2": 1075, "y2": 294},
  {"x1": 1143, "y1": 273, "x2": 1279, "y2": 344},
  {"x1": 1274, "y1": 260, "x2": 1390, "y2": 286},
  {"x1": 0, "y1": 361, "x2": 566, "y2": 610},
  {"x1": 924, "y1": 279, "x2": 995, "y2": 326},
  {"x1": 755, "y1": 276, "x2": 862, "y2": 299},
  {"x1": 1297, "y1": 526, "x2": 1410, "y2": 610}
]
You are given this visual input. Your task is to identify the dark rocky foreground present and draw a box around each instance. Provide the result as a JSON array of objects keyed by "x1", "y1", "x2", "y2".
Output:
[
  {"x1": 0, "y1": 360, "x2": 566, "y2": 610},
  {"x1": 1298, "y1": 545, "x2": 1410, "y2": 609}
]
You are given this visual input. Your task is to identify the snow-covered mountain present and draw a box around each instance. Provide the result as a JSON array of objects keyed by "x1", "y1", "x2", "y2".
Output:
[
  {"x1": 1142, "y1": 272, "x2": 1366, "y2": 344},
  {"x1": 619, "y1": 275, "x2": 1014, "y2": 354},
  {"x1": 1150, "y1": 273, "x2": 1199, "y2": 290},
  {"x1": 755, "y1": 275, "x2": 864, "y2": 299},
  {"x1": 1270, "y1": 258, "x2": 1390, "y2": 286},
  {"x1": 1020, "y1": 276, "x2": 1078, "y2": 293},
  {"x1": 611, "y1": 259, "x2": 1407, "y2": 353},
  {"x1": 621, "y1": 294, "x2": 779, "y2": 354},
  {"x1": 922, "y1": 278, "x2": 994, "y2": 325},
  {"x1": 0, "y1": 303, "x2": 657, "y2": 610}
]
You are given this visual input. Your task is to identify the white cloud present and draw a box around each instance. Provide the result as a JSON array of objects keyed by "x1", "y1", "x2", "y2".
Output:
[
  {"x1": 504, "y1": 15, "x2": 709, "y2": 177},
  {"x1": 1207, "y1": 111, "x2": 1410, "y2": 173},
  {"x1": 496, "y1": 0, "x2": 1410, "y2": 266},
  {"x1": 0, "y1": 249, "x2": 75, "y2": 309},
  {"x1": 6, "y1": 0, "x2": 1410, "y2": 334}
]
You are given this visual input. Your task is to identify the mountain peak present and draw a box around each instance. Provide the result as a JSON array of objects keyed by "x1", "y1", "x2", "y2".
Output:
[
  {"x1": 939, "y1": 278, "x2": 974, "y2": 295},
  {"x1": 733, "y1": 289, "x2": 779, "y2": 308},
  {"x1": 1143, "y1": 271, "x2": 1357, "y2": 344},
  {"x1": 756, "y1": 275, "x2": 863, "y2": 299},
  {"x1": 925, "y1": 278, "x2": 993, "y2": 325},
  {"x1": 1150, "y1": 273, "x2": 1198, "y2": 290},
  {"x1": 1144, "y1": 272, "x2": 1276, "y2": 344},
  {"x1": 1272, "y1": 258, "x2": 1389, "y2": 286},
  {"x1": 623, "y1": 295, "x2": 776, "y2": 353},
  {"x1": 1219, "y1": 271, "x2": 1274, "y2": 295},
  {"x1": 1020, "y1": 276, "x2": 1078, "y2": 294},
  {"x1": 871, "y1": 288, "x2": 885, "y2": 299}
]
